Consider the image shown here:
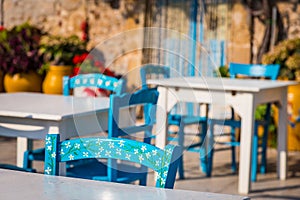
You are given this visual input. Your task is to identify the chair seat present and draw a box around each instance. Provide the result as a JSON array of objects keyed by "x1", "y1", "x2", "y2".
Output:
[{"x1": 67, "y1": 159, "x2": 147, "y2": 183}]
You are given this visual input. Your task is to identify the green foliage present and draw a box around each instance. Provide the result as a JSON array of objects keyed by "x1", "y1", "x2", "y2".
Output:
[
  {"x1": 0, "y1": 22, "x2": 44, "y2": 75},
  {"x1": 215, "y1": 65, "x2": 230, "y2": 77},
  {"x1": 262, "y1": 38, "x2": 300, "y2": 80},
  {"x1": 39, "y1": 35, "x2": 87, "y2": 73}
]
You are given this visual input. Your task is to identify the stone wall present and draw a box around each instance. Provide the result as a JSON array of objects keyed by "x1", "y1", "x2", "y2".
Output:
[{"x1": 2, "y1": 0, "x2": 300, "y2": 88}]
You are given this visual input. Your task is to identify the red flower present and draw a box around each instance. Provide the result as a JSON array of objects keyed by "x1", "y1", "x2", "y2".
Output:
[{"x1": 0, "y1": 26, "x2": 5, "y2": 31}]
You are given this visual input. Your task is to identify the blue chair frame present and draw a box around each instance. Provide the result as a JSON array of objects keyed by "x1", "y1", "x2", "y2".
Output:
[
  {"x1": 207, "y1": 63, "x2": 280, "y2": 181},
  {"x1": 23, "y1": 73, "x2": 125, "y2": 170},
  {"x1": 65, "y1": 88, "x2": 162, "y2": 185},
  {"x1": 140, "y1": 64, "x2": 208, "y2": 179}
]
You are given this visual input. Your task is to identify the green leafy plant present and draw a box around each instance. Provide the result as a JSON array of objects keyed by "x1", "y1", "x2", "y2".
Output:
[
  {"x1": 262, "y1": 38, "x2": 300, "y2": 80},
  {"x1": 39, "y1": 35, "x2": 87, "y2": 73},
  {"x1": 0, "y1": 22, "x2": 44, "y2": 75}
]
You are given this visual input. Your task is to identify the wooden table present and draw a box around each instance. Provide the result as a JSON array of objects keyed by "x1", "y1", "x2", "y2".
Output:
[
  {"x1": 0, "y1": 93, "x2": 110, "y2": 167},
  {"x1": 148, "y1": 77, "x2": 295, "y2": 194},
  {"x1": 0, "y1": 169, "x2": 250, "y2": 200}
]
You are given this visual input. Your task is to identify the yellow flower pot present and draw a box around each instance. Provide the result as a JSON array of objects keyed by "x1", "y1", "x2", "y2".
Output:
[
  {"x1": 287, "y1": 83, "x2": 300, "y2": 151},
  {"x1": 42, "y1": 65, "x2": 73, "y2": 94},
  {"x1": 4, "y1": 71, "x2": 42, "y2": 93},
  {"x1": 273, "y1": 83, "x2": 300, "y2": 151}
]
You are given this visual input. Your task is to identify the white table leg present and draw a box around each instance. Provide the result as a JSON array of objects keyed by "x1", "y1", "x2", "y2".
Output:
[
  {"x1": 237, "y1": 94, "x2": 255, "y2": 194},
  {"x1": 16, "y1": 137, "x2": 32, "y2": 167},
  {"x1": 277, "y1": 88, "x2": 288, "y2": 180},
  {"x1": 156, "y1": 87, "x2": 169, "y2": 149}
]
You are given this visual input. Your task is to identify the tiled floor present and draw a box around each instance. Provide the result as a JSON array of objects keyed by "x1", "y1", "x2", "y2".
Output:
[{"x1": 1, "y1": 136, "x2": 300, "y2": 200}]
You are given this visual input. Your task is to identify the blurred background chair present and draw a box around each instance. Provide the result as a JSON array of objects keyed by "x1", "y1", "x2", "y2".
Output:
[
  {"x1": 207, "y1": 63, "x2": 280, "y2": 181},
  {"x1": 23, "y1": 73, "x2": 125, "y2": 170},
  {"x1": 140, "y1": 64, "x2": 208, "y2": 179}
]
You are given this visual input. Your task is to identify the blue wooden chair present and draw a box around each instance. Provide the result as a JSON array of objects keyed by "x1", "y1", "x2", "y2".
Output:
[
  {"x1": 207, "y1": 63, "x2": 280, "y2": 181},
  {"x1": 65, "y1": 88, "x2": 161, "y2": 185},
  {"x1": 140, "y1": 64, "x2": 208, "y2": 179},
  {"x1": 23, "y1": 73, "x2": 125, "y2": 170},
  {"x1": 44, "y1": 135, "x2": 180, "y2": 188}
]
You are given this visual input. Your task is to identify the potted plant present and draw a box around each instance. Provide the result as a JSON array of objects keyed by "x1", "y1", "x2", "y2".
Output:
[
  {"x1": 39, "y1": 35, "x2": 87, "y2": 94},
  {"x1": 262, "y1": 37, "x2": 300, "y2": 150},
  {"x1": 0, "y1": 22, "x2": 44, "y2": 92}
]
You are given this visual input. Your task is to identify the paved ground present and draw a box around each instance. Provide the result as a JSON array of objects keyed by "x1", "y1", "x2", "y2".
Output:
[{"x1": 1, "y1": 136, "x2": 300, "y2": 200}]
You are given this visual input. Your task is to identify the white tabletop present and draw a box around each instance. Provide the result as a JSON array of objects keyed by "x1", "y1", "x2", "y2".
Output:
[
  {"x1": 0, "y1": 93, "x2": 109, "y2": 121},
  {"x1": 0, "y1": 169, "x2": 249, "y2": 200},
  {"x1": 148, "y1": 77, "x2": 295, "y2": 92}
]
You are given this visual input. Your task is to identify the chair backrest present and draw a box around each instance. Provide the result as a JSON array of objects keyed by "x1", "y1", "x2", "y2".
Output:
[
  {"x1": 140, "y1": 64, "x2": 170, "y2": 89},
  {"x1": 44, "y1": 135, "x2": 180, "y2": 188},
  {"x1": 63, "y1": 73, "x2": 125, "y2": 96},
  {"x1": 108, "y1": 88, "x2": 159, "y2": 143},
  {"x1": 229, "y1": 63, "x2": 280, "y2": 80}
]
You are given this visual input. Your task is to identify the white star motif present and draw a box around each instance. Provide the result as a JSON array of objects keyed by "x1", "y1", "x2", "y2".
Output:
[
  {"x1": 152, "y1": 149, "x2": 157, "y2": 156},
  {"x1": 47, "y1": 145, "x2": 52, "y2": 151},
  {"x1": 163, "y1": 171, "x2": 168, "y2": 177},
  {"x1": 60, "y1": 149, "x2": 64, "y2": 155},
  {"x1": 118, "y1": 140, "x2": 125, "y2": 147},
  {"x1": 45, "y1": 167, "x2": 52, "y2": 174},
  {"x1": 96, "y1": 139, "x2": 102, "y2": 145},
  {"x1": 160, "y1": 178, "x2": 166, "y2": 186},
  {"x1": 145, "y1": 152, "x2": 151, "y2": 159},
  {"x1": 99, "y1": 147, "x2": 104, "y2": 152},
  {"x1": 68, "y1": 154, "x2": 74, "y2": 160},
  {"x1": 134, "y1": 149, "x2": 139, "y2": 154},
  {"x1": 45, "y1": 137, "x2": 51, "y2": 144},
  {"x1": 65, "y1": 142, "x2": 71, "y2": 149},
  {"x1": 141, "y1": 145, "x2": 147, "y2": 152},
  {"x1": 75, "y1": 143, "x2": 80, "y2": 149},
  {"x1": 116, "y1": 149, "x2": 121, "y2": 155},
  {"x1": 125, "y1": 153, "x2": 131, "y2": 160},
  {"x1": 155, "y1": 160, "x2": 160, "y2": 166},
  {"x1": 108, "y1": 142, "x2": 114, "y2": 149},
  {"x1": 105, "y1": 150, "x2": 111, "y2": 157},
  {"x1": 83, "y1": 152, "x2": 89, "y2": 157},
  {"x1": 166, "y1": 148, "x2": 172, "y2": 155},
  {"x1": 51, "y1": 152, "x2": 56, "y2": 158},
  {"x1": 95, "y1": 152, "x2": 101, "y2": 157},
  {"x1": 138, "y1": 155, "x2": 144, "y2": 163}
]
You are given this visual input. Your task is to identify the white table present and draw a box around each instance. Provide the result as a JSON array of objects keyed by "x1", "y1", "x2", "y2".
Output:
[
  {"x1": 0, "y1": 169, "x2": 250, "y2": 200},
  {"x1": 148, "y1": 77, "x2": 295, "y2": 194},
  {"x1": 0, "y1": 93, "x2": 110, "y2": 167}
]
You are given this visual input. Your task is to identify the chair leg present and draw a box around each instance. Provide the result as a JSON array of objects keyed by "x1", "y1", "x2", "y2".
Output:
[
  {"x1": 230, "y1": 128, "x2": 237, "y2": 172},
  {"x1": 251, "y1": 125, "x2": 259, "y2": 182},
  {"x1": 23, "y1": 150, "x2": 32, "y2": 169},
  {"x1": 200, "y1": 124, "x2": 208, "y2": 174},
  {"x1": 206, "y1": 121, "x2": 215, "y2": 177},
  {"x1": 177, "y1": 122, "x2": 185, "y2": 179}
]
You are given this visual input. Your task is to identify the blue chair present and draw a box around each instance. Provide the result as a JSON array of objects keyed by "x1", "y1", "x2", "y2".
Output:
[
  {"x1": 140, "y1": 64, "x2": 208, "y2": 179},
  {"x1": 44, "y1": 135, "x2": 180, "y2": 188},
  {"x1": 23, "y1": 73, "x2": 125, "y2": 170},
  {"x1": 65, "y1": 88, "x2": 160, "y2": 185},
  {"x1": 207, "y1": 63, "x2": 280, "y2": 181}
]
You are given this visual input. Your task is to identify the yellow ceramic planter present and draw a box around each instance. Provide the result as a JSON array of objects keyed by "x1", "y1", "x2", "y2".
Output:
[
  {"x1": 287, "y1": 83, "x2": 300, "y2": 151},
  {"x1": 4, "y1": 71, "x2": 42, "y2": 93},
  {"x1": 42, "y1": 65, "x2": 73, "y2": 94}
]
